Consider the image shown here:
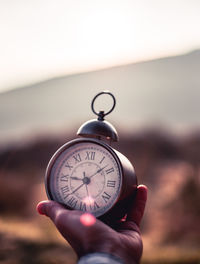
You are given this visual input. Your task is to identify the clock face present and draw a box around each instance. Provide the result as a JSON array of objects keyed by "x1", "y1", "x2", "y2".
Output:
[{"x1": 46, "y1": 139, "x2": 122, "y2": 217}]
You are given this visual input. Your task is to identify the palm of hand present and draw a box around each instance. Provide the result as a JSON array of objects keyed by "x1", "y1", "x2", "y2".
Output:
[{"x1": 37, "y1": 185, "x2": 147, "y2": 264}]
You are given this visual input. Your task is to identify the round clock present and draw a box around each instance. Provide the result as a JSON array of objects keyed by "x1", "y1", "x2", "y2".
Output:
[{"x1": 45, "y1": 91, "x2": 137, "y2": 222}]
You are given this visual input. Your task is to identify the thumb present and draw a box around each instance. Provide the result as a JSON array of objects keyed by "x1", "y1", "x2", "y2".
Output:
[
  {"x1": 36, "y1": 200, "x2": 67, "y2": 221},
  {"x1": 127, "y1": 184, "x2": 148, "y2": 226}
]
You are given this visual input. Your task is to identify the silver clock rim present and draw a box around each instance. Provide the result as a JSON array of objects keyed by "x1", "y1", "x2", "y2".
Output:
[{"x1": 45, "y1": 137, "x2": 123, "y2": 217}]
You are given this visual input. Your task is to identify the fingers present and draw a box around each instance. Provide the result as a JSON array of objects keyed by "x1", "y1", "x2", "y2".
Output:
[
  {"x1": 37, "y1": 200, "x2": 96, "y2": 230},
  {"x1": 36, "y1": 200, "x2": 100, "y2": 256},
  {"x1": 37, "y1": 200, "x2": 67, "y2": 222},
  {"x1": 127, "y1": 184, "x2": 147, "y2": 226}
]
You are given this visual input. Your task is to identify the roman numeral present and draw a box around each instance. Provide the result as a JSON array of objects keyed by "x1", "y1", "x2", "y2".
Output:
[
  {"x1": 85, "y1": 151, "x2": 95, "y2": 160},
  {"x1": 60, "y1": 174, "x2": 69, "y2": 182},
  {"x1": 79, "y1": 202, "x2": 87, "y2": 211},
  {"x1": 105, "y1": 167, "x2": 114, "y2": 174},
  {"x1": 90, "y1": 201, "x2": 100, "y2": 211},
  {"x1": 93, "y1": 201, "x2": 100, "y2": 210},
  {"x1": 73, "y1": 153, "x2": 81, "y2": 163},
  {"x1": 107, "y1": 180, "x2": 116, "y2": 188},
  {"x1": 65, "y1": 162, "x2": 73, "y2": 170},
  {"x1": 67, "y1": 196, "x2": 78, "y2": 208},
  {"x1": 61, "y1": 185, "x2": 70, "y2": 197},
  {"x1": 102, "y1": 192, "x2": 111, "y2": 203},
  {"x1": 99, "y1": 156, "x2": 105, "y2": 164}
]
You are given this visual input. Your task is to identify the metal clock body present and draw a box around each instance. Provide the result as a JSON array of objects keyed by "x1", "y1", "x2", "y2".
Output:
[{"x1": 45, "y1": 91, "x2": 137, "y2": 222}]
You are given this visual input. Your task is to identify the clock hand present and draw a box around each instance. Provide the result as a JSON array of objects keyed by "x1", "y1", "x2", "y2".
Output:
[
  {"x1": 85, "y1": 184, "x2": 90, "y2": 197},
  {"x1": 67, "y1": 168, "x2": 106, "y2": 199},
  {"x1": 64, "y1": 180, "x2": 86, "y2": 200},
  {"x1": 84, "y1": 184, "x2": 94, "y2": 207},
  {"x1": 70, "y1": 176, "x2": 83, "y2": 180},
  {"x1": 69, "y1": 182, "x2": 85, "y2": 195},
  {"x1": 69, "y1": 172, "x2": 90, "y2": 196},
  {"x1": 89, "y1": 165, "x2": 108, "y2": 179}
]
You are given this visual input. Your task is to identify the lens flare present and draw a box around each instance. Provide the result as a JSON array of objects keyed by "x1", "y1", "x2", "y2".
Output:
[
  {"x1": 83, "y1": 196, "x2": 94, "y2": 206},
  {"x1": 80, "y1": 213, "x2": 96, "y2": 226}
]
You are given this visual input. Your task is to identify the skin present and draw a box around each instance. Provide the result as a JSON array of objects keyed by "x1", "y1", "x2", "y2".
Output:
[{"x1": 37, "y1": 184, "x2": 147, "y2": 264}]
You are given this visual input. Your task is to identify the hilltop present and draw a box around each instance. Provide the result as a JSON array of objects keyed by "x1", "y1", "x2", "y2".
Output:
[{"x1": 0, "y1": 50, "x2": 200, "y2": 144}]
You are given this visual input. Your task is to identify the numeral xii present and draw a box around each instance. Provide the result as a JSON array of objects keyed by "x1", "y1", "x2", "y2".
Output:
[{"x1": 85, "y1": 151, "x2": 95, "y2": 160}]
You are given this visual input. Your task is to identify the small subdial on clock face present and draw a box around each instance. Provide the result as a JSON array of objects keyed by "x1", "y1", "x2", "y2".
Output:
[{"x1": 70, "y1": 162, "x2": 105, "y2": 200}]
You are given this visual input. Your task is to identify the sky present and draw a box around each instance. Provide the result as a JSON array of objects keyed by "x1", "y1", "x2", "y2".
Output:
[{"x1": 0, "y1": 0, "x2": 200, "y2": 93}]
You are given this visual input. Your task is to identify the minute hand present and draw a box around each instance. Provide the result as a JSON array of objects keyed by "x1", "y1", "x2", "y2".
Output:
[
  {"x1": 70, "y1": 182, "x2": 85, "y2": 195},
  {"x1": 89, "y1": 165, "x2": 108, "y2": 179}
]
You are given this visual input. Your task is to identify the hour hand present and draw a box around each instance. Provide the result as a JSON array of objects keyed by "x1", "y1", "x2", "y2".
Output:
[{"x1": 70, "y1": 176, "x2": 82, "y2": 180}]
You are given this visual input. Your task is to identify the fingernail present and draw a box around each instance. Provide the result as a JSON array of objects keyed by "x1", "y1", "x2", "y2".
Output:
[{"x1": 36, "y1": 202, "x2": 46, "y2": 215}]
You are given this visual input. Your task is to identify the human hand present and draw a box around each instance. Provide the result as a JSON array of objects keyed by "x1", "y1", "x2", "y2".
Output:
[{"x1": 37, "y1": 184, "x2": 147, "y2": 264}]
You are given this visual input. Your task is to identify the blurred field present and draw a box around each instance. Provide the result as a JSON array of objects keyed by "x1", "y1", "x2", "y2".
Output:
[{"x1": 0, "y1": 130, "x2": 200, "y2": 264}]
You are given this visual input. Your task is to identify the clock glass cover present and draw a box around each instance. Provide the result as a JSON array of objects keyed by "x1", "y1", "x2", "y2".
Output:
[{"x1": 46, "y1": 140, "x2": 122, "y2": 217}]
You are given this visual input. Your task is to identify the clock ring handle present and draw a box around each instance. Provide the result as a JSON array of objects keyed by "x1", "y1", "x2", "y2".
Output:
[{"x1": 91, "y1": 91, "x2": 116, "y2": 121}]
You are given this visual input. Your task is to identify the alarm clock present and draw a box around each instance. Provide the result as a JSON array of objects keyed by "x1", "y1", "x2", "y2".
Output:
[{"x1": 45, "y1": 91, "x2": 137, "y2": 223}]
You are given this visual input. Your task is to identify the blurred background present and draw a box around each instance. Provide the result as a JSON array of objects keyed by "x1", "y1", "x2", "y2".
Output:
[{"x1": 0, "y1": 1, "x2": 200, "y2": 263}]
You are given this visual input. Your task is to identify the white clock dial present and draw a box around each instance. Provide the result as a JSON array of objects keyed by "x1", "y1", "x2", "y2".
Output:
[{"x1": 47, "y1": 140, "x2": 122, "y2": 217}]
